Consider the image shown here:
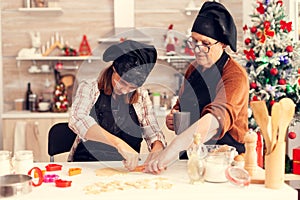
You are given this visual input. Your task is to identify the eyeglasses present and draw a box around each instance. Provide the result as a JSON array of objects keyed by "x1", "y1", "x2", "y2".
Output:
[{"x1": 186, "y1": 36, "x2": 219, "y2": 53}]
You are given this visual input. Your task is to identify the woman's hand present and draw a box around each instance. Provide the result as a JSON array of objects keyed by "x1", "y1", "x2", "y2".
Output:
[
  {"x1": 116, "y1": 142, "x2": 139, "y2": 171},
  {"x1": 144, "y1": 138, "x2": 182, "y2": 174},
  {"x1": 144, "y1": 141, "x2": 164, "y2": 165},
  {"x1": 166, "y1": 109, "x2": 178, "y2": 131}
]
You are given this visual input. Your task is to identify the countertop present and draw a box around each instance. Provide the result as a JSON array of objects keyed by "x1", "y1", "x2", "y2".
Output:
[
  {"x1": 1, "y1": 111, "x2": 70, "y2": 119},
  {"x1": 1, "y1": 109, "x2": 169, "y2": 119},
  {"x1": 2, "y1": 160, "x2": 298, "y2": 200}
]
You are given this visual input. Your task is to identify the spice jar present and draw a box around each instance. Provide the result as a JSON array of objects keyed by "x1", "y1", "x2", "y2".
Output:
[
  {"x1": 0, "y1": 151, "x2": 12, "y2": 176},
  {"x1": 14, "y1": 150, "x2": 34, "y2": 174}
]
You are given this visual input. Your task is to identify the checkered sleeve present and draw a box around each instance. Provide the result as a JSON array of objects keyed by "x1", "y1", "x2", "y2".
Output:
[
  {"x1": 68, "y1": 79, "x2": 99, "y2": 141},
  {"x1": 136, "y1": 89, "x2": 167, "y2": 151}
]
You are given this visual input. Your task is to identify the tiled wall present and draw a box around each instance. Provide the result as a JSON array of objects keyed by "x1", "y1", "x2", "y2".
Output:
[{"x1": 1, "y1": 0, "x2": 243, "y2": 112}]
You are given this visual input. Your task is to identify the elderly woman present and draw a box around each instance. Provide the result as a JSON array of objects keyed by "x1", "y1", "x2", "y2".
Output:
[
  {"x1": 146, "y1": 1, "x2": 249, "y2": 173},
  {"x1": 68, "y1": 40, "x2": 166, "y2": 171}
]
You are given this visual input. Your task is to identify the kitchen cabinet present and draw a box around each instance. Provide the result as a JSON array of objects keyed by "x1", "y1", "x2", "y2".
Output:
[{"x1": 2, "y1": 111, "x2": 69, "y2": 162}]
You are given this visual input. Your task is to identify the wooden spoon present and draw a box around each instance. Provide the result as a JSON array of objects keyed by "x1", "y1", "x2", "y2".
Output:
[
  {"x1": 277, "y1": 98, "x2": 295, "y2": 143},
  {"x1": 270, "y1": 102, "x2": 280, "y2": 152},
  {"x1": 250, "y1": 101, "x2": 272, "y2": 155}
]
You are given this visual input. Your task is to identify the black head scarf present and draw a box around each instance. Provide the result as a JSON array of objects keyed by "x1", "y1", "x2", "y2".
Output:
[
  {"x1": 191, "y1": 1, "x2": 237, "y2": 52},
  {"x1": 103, "y1": 40, "x2": 157, "y2": 87}
]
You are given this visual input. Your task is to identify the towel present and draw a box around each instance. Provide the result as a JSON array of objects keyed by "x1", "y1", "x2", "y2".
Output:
[
  {"x1": 13, "y1": 121, "x2": 27, "y2": 154},
  {"x1": 25, "y1": 121, "x2": 41, "y2": 162}
]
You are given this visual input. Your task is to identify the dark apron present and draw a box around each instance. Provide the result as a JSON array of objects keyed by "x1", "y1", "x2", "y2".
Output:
[
  {"x1": 73, "y1": 91, "x2": 143, "y2": 161},
  {"x1": 179, "y1": 52, "x2": 245, "y2": 159}
]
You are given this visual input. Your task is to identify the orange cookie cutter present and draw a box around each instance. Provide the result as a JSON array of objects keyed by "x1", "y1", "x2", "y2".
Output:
[{"x1": 68, "y1": 167, "x2": 82, "y2": 176}]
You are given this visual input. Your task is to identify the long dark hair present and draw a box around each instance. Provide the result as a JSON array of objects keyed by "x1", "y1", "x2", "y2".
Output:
[{"x1": 98, "y1": 65, "x2": 139, "y2": 104}]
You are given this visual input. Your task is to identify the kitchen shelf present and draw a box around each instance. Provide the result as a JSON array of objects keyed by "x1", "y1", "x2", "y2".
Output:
[
  {"x1": 158, "y1": 55, "x2": 194, "y2": 63},
  {"x1": 18, "y1": 7, "x2": 63, "y2": 14},
  {"x1": 184, "y1": 7, "x2": 201, "y2": 15},
  {"x1": 16, "y1": 56, "x2": 101, "y2": 61},
  {"x1": 16, "y1": 56, "x2": 101, "y2": 67}
]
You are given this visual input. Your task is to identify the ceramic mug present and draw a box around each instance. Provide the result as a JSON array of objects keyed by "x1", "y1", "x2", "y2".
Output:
[{"x1": 173, "y1": 112, "x2": 190, "y2": 135}]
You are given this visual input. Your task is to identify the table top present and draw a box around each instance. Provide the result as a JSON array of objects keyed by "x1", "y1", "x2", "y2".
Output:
[{"x1": 3, "y1": 161, "x2": 298, "y2": 200}]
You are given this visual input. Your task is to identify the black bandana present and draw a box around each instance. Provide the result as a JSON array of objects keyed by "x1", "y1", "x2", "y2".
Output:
[{"x1": 103, "y1": 40, "x2": 157, "y2": 87}]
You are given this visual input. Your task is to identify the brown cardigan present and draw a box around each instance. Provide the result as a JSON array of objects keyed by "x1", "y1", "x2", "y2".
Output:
[{"x1": 174, "y1": 56, "x2": 249, "y2": 143}]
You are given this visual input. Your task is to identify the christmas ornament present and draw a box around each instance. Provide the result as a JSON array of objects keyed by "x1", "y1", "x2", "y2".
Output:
[
  {"x1": 235, "y1": 0, "x2": 300, "y2": 130},
  {"x1": 270, "y1": 68, "x2": 278, "y2": 76},
  {"x1": 286, "y1": 45, "x2": 293, "y2": 53},
  {"x1": 245, "y1": 38, "x2": 251, "y2": 45},
  {"x1": 78, "y1": 35, "x2": 92, "y2": 56},
  {"x1": 250, "y1": 82, "x2": 257, "y2": 89},
  {"x1": 278, "y1": 78, "x2": 286, "y2": 85},
  {"x1": 269, "y1": 99, "x2": 276, "y2": 107},
  {"x1": 288, "y1": 131, "x2": 297, "y2": 139},
  {"x1": 266, "y1": 50, "x2": 273, "y2": 57},
  {"x1": 53, "y1": 82, "x2": 68, "y2": 112},
  {"x1": 164, "y1": 24, "x2": 179, "y2": 56},
  {"x1": 250, "y1": 26, "x2": 257, "y2": 33}
]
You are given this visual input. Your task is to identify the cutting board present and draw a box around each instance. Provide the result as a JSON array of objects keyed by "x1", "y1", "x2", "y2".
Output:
[{"x1": 250, "y1": 167, "x2": 300, "y2": 184}]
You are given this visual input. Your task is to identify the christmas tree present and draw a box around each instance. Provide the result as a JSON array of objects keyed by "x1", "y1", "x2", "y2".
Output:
[
  {"x1": 237, "y1": 0, "x2": 300, "y2": 129},
  {"x1": 52, "y1": 82, "x2": 69, "y2": 112}
]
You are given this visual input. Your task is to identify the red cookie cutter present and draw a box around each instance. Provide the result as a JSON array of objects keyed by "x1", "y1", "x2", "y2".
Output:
[
  {"x1": 28, "y1": 167, "x2": 44, "y2": 187},
  {"x1": 55, "y1": 179, "x2": 72, "y2": 187},
  {"x1": 45, "y1": 164, "x2": 62, "y2": 171}
]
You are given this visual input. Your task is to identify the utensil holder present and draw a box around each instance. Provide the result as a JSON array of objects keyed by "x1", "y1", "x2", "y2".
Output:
[{"x1": 265, "y1": 142, "x2": 285, "y2": 189}]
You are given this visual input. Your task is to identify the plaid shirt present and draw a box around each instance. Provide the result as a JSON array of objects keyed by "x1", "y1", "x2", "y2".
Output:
[{"x1": 68, "y1": 78, "x2": 166, "y2": 161}]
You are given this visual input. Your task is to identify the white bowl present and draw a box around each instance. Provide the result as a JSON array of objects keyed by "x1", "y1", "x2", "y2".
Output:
[{"x1": 38, "y1": 102, "x2": 50, "y2": 111}]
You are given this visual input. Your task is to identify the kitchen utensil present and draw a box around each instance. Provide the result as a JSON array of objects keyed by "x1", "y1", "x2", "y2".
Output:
[
  {"x1": 270, "y1": 102, "x2": 280, "y2": 152},
  {"x1": 265, "y1": 141, "x2": 286, "y2": 189},
  {"x1": 278, "y1": 98, "x2": 295, "y2": 143},
  {"x1": 250, "y1": 101, "x2": 272, "y2": 154},
  {"x1": 244, "y1": 129, "x2": 257, "y2": 177},
  {"x1": 0, "y1": 167, "x2": 43, "y2": 198}
]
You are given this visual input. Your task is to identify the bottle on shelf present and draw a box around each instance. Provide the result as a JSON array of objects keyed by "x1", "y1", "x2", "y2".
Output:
[{"x1": 25, "y1": 82, "x2": 33, "y2": 110}]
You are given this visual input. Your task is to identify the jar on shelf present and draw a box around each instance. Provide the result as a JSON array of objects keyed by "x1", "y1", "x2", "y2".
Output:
[
  {"x1": 0, "y1": 151, "x2": 12, "y2": 176},
  {"x1": 152, "y1": 92, "x2": 160, "y2": 109}
]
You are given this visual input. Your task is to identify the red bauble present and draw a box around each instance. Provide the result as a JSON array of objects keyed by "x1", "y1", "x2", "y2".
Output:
[
  {"x1": 252, "y1": 96, "x2": 258, "y2": 101},
  {"x1": 288, "y1": 131, "x2": 297, "y2": 139},
  {"x1": 270, "y1": 100, "x2": 276, "y2": 107},
  {"x1": 277, "y1": 0, "x2": 283, "y2": 6},
  {"x1": 245, "y1": 38, "x2": 251, "y2": 45},
  {"x1": 270, "y1": 68, "x2": 278, "y2": 75},
  {"x1": 250, "y1": 26, "x2": 257, "y2": 33},
  {"x1": 250, "y1": 82, "x2": 257, "y2": 89},
  {"x1": 266, "y1": 50, "x2": 273, "y2": 57},
  {"x1": 286, "y1": 45, "x2": 293, "y2": 53},
  {"x1": 278, "y1": 78, "x2": 286, "y2": 85}
]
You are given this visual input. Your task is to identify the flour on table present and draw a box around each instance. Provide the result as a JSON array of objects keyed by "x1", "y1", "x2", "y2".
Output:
[
  {"x1": 95, "y1": 167, "x2": 129, "y2": 176},
  {"x1": 83, "y1": 177, "x2": 173, "y2": 195}
]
